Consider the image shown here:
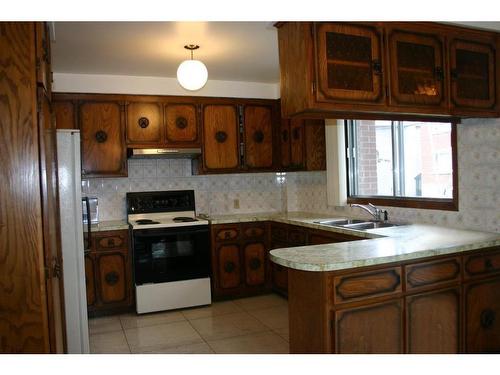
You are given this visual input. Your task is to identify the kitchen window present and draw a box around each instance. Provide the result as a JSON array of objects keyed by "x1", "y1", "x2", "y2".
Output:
[{"x1": 345, "y1": 119, "x2": 458, "y2": 211}]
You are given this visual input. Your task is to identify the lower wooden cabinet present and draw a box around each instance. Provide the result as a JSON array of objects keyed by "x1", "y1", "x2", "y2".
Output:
[
  {"x1": 406, "y1": 287, "x2": 460, "y2": 353},
  {"x1": 243, "y1": 242, "x2": 266, "y2": 286},
  {"x1": 85, "y1": 230, "x2": 133, "y2": 315},
  {"x1": 217, "y1": 244, "x2": 242, "y2": 289},
  {"x1": 335, "y1": 300, "x2": 404, "y2": 354},
  {"x1": 465, "y1": 276, "x2": 500, "y2": 353}
]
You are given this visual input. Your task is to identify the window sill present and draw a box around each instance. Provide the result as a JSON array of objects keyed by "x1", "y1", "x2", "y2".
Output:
[{"x1": 347, "y1": 196, "x2": 458, "y2": 211}]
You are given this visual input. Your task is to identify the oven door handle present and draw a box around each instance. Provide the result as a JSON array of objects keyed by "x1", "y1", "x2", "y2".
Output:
[{"x1": 133, "y1": 227, "x2": 209, "y2": 238}]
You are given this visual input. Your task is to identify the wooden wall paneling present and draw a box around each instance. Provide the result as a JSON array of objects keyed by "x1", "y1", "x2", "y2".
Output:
[
  {"x1": 165, "y1": 103, "x2": 199, "y2": 145},
  {"x1": 0, "y1": 22, "x2": 49, "y2": 353}
]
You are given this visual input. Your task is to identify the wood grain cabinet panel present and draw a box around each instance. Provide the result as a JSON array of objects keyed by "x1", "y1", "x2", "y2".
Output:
[
  {"x1": 126, "y1": 102, "x2": 162, "y2": 145},
  {"x1": 450, "y1": 38, "x2": 497, "y2": 111},
  {"x1": 333, "y1": 267, "x2": 402, "y2": 304},
  {"x1": 289, "y1": 119, "x2": 305, "y2": 169},
  {"x1": 54, "y1": 101, "x2": 76, "y2": 129},
  {"x1": 405, "y1": 257, "x2": 461, "y2": 291},
  {"x1": 335, "y1": 300, "x2": 403, "y2": 353},
  {"x1": 244, "y1": 242, "x2": 266, "y2": 286},
  {"x1": 243, "y1": 105, "x2": 273, "y2": 169},
  {"x1": 84, "y1": 254, "x2": 96, "y2": 306},
  {"x1": 304, "y1": 120, "x2": 326, "y2": 170},
  {"x1": 465, "y1": 277, "x2": 500, "y2": 353},
  {"x1": 217, "y1": 244, "x2": 241, "y2": 289},
  {"x1": 406, "y1": 288, "x2": 460, "y2": 353},
  {"x1": 96, "y1": 252, "x2": 127, "y2": 304},
  {"x1": 388, "y1": 29, "x2": 446, "y2": 108},
  {"x1": 202, "y1": 105, "x2": 240, "y2": 170},
  {"x1": 79, "y1": 102, "x2": 127, "y2": 177},
  {"x1": 165, "y1": 103, "x2": 199, "y2": 144},
  {"x1": 315, "y1": 23, "x2": 385, "y2": 104},
  {"x1": 215, "y1": 226, "x2": 240, "y2": 242},
  {"x1": 464, "y1": 249, "x2": 500, "y2": 279},
  {"x1": 94, "y1": 231, "x2": 127, "y2": 251}
]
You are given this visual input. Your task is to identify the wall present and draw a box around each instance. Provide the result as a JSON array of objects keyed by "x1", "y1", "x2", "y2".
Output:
[{"x1": 287, "y1": 119, "x2": 500, "y2": 234}]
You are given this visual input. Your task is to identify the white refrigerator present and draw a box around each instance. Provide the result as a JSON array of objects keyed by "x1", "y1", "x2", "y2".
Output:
[{"x1": 57, "y1": 130, "x2": 90, "y2": 354}]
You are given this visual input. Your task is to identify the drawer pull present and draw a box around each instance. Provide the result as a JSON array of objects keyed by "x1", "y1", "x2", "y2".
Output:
[
  {"x1": 105, "y1": 271, "x2": 120, "y2": 286},
  {"x1": 224, "y1": 261, "x2": 236, "y2": 273},
  {"x1": 249, "y1": 258, "x2": 261, "y2": 270},
  {"x1": 108, "y1": 238, "x2": 115, "y2": 246},
  {"x1": 480, "y1": 309, "x2": 496, "y2": 329},
  {"x1": 138, "y1": 117, "x2": 149, "y2": 128}
]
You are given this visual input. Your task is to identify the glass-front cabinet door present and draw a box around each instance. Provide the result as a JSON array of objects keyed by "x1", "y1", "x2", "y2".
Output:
[
  {"x1": 450, "y1": 38, "x2": 496, "y2": 110},
  {"x1": 388, "y1": 30, "x2": 446, "y2": 108},
  {"x1": 314, "y1": 23, "x2": 385, "y2": 103}
]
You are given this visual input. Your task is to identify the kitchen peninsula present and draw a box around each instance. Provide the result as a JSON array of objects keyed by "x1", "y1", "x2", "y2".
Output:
[{"x1": 269, "y1": 222, "x2": 500, "y2": 354}]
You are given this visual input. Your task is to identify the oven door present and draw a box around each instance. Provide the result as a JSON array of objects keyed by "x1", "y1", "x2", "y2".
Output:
[{"x1": 132, "y1": 225, "x2": 210, "y2": 285}]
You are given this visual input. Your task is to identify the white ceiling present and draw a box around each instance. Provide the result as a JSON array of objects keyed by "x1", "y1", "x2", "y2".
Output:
[
  {"x1": 51, "y1": 22, "x2": 500, "y2": 85},
  {"x1": 51, "y1": 22, "x2": 280, "y2": 83}
]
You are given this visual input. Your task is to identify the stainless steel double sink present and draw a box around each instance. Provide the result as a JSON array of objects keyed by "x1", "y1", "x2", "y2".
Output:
[{"x1": 313, "y1": 218, "x2": 402, "y2": 231}]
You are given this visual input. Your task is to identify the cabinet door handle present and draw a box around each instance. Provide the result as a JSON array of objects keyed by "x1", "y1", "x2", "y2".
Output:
[
  {"x1": 215, "y1": 131, "x2": 228, "y2": 143},
  {"x1": 224, "y1": 261, "x2": 236, "y2": 273},
  {"x1": 372, "y1": 60, "x2": 382, "y2": 75},
  {"x1": 138, "y1": 117, "x2": 149, "y2": 128},
  {"x1": 480, "y1": 309, "x2": 496, "y2": 329},
  {"x1": 253, "y1": 130, "x2": 265, "y2": 144},
  {"x1": 95, "y1": 130, "x2": 108, "y2": 143},
  {"x1": 105, "y1": 271, "x2": 120, "y2": 286},
  {"x1": 108, "y1": 238, "x2": 115, "y2": 247},
  {"x1": 249, "y1": 258, "x2": 261, "y2": 270},
  {"x1": 176, "y1": 116, "x2": 188, "y2": 129}
]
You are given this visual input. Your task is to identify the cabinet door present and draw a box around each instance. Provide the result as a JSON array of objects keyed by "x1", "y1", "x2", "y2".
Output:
[
  {"x1": 165, "y1": 103, "x2": 199, "y2": 145},
  {"x1": 96, "y1": 252, "x2": 128, "y2": 304},
  {"x1": 304, "y1": 120, "x2": 326, "y2": 170},
  {"x1": 406, "y1": 288, "x2": 460, "y2": 353},
  {"x1": 243, "y1": 242, "x2": 266, "y2": 286},
  {"x1": 279, "y1": 119, "x2": 291, "y2": 168},
  {"x1": 290, "y1": 119, "x2": 305, "y2": 169},
  {"x1": 335, "y1": 300, "x2": 403, "y2": 353},
  {"x1": 315, "y1": 23, "x2": 384, "y2": 103},
  {"x1": 465, "y1": 277, "x2": 500, "y2": 353},
  {"x1": 388, "y1": 30, "x2": 446, "y2": 107},
  {"x1": 450, "y1": 39, "x2": 496, "y2": 110},
  {"x1": 270, "y1": 241, "x2": 289, "y2": 293},
  {"x1": 54, "y1": 101, "x2": 76, "y2": 129},
  {"x1": 217, "y1": 244, "x2": 241, "y2": 289},
  {"x1": 85, "y1": 254, "x2": 96, "y2": 307},
  {"x1": 243, "y1": 105, "x2": 273, "y2": 169},
  {"x1": 202, "y1": 104, "x2": 240, "y2": 170},
  {"x1": 80, "y1": 102, "x2": 127, "y2": 177},
  {"x1": 126, "y1": 102, "x2": 162, "y2": 146}
]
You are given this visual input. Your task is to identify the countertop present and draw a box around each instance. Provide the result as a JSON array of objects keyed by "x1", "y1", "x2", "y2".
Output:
[
  {"x1": 207, "y1": 212, "x2": 500, "y2": 272},
  {"x1": 90, "y1": 220, "x2": 129, "y2": 232}
]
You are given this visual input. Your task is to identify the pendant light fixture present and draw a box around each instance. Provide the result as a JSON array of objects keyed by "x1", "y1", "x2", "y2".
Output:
[{"x1": 177, "y1": 44, "x2": 208, "y2": 91}]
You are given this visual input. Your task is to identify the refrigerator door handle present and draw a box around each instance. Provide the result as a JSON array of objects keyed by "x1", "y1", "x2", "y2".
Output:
[{"x1": 84, "y1": 197, "x2": 91, "y2": 250}]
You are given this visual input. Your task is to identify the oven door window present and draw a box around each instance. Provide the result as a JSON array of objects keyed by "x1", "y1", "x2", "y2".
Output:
[{"x1": 133, "y1": 226, "x2": 210, "y2": 285}]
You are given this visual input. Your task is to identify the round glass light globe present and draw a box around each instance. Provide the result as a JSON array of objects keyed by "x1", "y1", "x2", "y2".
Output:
[{"x1": 176, "y1": 59, "x2": 208, "y2": 91}]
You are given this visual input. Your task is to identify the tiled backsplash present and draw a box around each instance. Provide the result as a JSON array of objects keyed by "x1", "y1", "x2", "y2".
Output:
[{"x1": 83, "y1": 120, "x2": 499, "y2": 233}]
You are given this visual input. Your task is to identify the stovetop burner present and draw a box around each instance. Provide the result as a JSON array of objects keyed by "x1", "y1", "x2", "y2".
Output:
[
  {"x1": 173, "y1": 217, "x2": 198, "y2": 222},
  {"x1": 136, "y1": 219, "x2": 160, "y2": 225}
]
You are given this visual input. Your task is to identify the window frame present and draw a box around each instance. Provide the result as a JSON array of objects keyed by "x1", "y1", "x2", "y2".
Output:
[{"x1": 345, "y1": 119, "x2": 459, "y2": 211}]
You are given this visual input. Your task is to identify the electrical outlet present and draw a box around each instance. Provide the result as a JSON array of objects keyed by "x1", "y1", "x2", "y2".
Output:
[{"x1": 233, "y1": 199, "x2": 240, "y2": 209}]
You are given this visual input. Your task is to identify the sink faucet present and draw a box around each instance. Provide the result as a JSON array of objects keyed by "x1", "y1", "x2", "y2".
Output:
[{"x1": 350, "y1": 203, "x2": 388, "y2": 222}]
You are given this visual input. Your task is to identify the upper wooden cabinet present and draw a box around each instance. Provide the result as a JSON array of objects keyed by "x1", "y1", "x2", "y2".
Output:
[
  {"x1": 126, "y1": 102, "x2": 163, "y2": 146},
  {"x1": 165, "y1": 103, "x2": 199, "y2": 145},
  {"x1": 315, "y1": 23, "x2": 385, "y2": 104},
  {"x1": 202, "y1": 104, "x2": 240, "y2": 171},
  {"x1": 243, "y1": 105, "x2": 274, "y2": 169},
  {"x1": 277, "y1": 21, "x2": 500, "y2": 118},
  {"x1": 387, "y1": 28, "x2": 447, "y2": 109},
  {"x1": 79, "y1": 101, "x2": 127, "y2": 177},
  {"x1": 450, "y1": 37, "x2": 497, "y2": 113}
]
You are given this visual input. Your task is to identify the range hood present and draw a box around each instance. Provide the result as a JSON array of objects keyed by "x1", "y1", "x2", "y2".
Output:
[{"x1": 128, "y1": 148, "x2": 202, "y2": 159}]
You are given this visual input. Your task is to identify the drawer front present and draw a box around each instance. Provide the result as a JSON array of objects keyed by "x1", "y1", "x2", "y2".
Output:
[
  {"x1": 464, "y1": 249, "x2": 500, "y2": 279},
  {"x1": 333, "y1": 267, "x2": 402, "y2": 304},
  {"x1": 94, "y1": 231, "x2": 128, "y2": 251},
  {"x1": 288, "y1": 228, "x2": 306, "y2": 245},
  {"x1": 271, "y1": 225, "x2": 288, "y2": 242},
  {"x1": 242, "y1": 224, "x2": 266, "y2": 239},
  {"x1": 214, "y1": 226, "x2": 240, "y2": 242},
  {"x1": 405, "y1": 257, "x2": 461, "y2": 291}
]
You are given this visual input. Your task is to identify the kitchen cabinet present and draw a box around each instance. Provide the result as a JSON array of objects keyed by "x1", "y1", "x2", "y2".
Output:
[
  {"x1": 165, "y1": 103, "x2": 200, "y2": 146},
  {"x1": 85, "y1": 230, "x2": 133, "y2": 316},
  {"x1": 79, "y1": 101, "x2": 127, "y2": 177},
  {"x1": 202, "y1": 104, "x2": 240, "y2": 171},
  {"x1": 277, "y1": 21, "x2": 500, "y2": 118},
  {"x1": 315, "y1": 22, "x2": 385, "y2": 104},
  {"x1": 54, "y1": 101, "x2": 76, "y2": 130},
  {"x1": 211, "y1": 223, "x2": 270, "y2": 298},
  {"x1": 387, "y1": 27, "x2": 447, "y2": 109},
  {"x1": 243, "y1": 105, "x2": 274, "y2": 169},
  {"x1": 126, "y1": 102, "x2": 163, "y2": 146}
]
